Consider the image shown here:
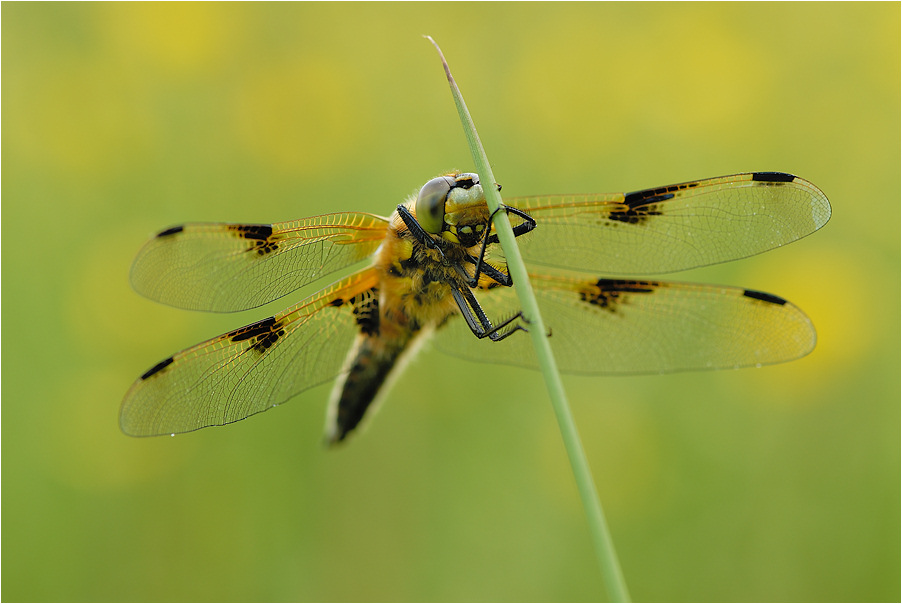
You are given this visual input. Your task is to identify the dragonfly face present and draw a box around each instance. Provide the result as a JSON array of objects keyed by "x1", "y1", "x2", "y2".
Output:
[
  {"x1": 415, "y1": 173, "x2": 494, "y2": 247},
  {"x1": 121, "y1": 171, "x2": 831, "y2": 443}
]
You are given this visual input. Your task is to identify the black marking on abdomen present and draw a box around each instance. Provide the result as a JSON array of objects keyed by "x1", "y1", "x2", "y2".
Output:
[
  {"x1": 157, "y1": 226, "x2": 184, "y2": 238},
  {"x1": 743, "y1": 289, "x2": 787, "y2": 305},
  {"x1": 580, "y1": 279, "x2": 659, "y2": 313},
  {"x1": 141, "y1": 356, "x2": 174, "y2": 380},
  {"x1": 228, "y1": 224, "x2": 279, "y2": 255},
  {"x1": 350, "y1": 288, "x2": 380, "y2": 336},
  {"x1": 332, "y1": 335, "x2": 410, "y2": 443},
  {"x1": 228, "y1": 316, "x2": 286, "y2": 353},
  {"x1": 752, "y1": 172, "x2": 795, "y2": 183}
]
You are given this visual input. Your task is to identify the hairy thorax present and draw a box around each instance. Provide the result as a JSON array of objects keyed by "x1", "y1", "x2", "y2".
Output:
[{"x1": 375, "y1": 201, "x2": 490, "y2": 335}]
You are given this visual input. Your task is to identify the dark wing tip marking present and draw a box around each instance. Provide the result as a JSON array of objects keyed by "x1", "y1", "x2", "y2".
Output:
[
  {"x1": 141, "y1": 356, "x2": 174, "y2": 380},
  {"x1": 743, "y1": 289, "x2": 788, "y2": 305},
  {"x1": 752, "y1": 172, "x2": 796, "y2": 183},
  {"x1": 157, "y1": 226, "x2": 184, "y2": 238}
]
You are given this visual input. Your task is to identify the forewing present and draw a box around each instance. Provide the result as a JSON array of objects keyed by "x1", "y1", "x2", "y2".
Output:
[
  {"x1": 130, "y1": 212, "x2": 389, "y2": 312},
  {"x1": 434, "y1": 272, "x2": 816, "y2": 375},
  {"x1": 120, "y1": 268, "x2": 380, "y2": 436},
  {"x1": 506, "y1": 173, "x2": 831, "y2": 274}
]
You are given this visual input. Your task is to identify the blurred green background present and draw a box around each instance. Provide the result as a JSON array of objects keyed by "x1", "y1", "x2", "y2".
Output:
[{"x1": 3, "y1": 3, "x2": 898, "y2": 602}]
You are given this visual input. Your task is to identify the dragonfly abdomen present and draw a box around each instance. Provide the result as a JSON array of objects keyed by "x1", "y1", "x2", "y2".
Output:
[
  {"x1": 324, "y1": 264, "x2": 449, "y2": 444},
  {"x1": 325, "y1": 330, "x2": 419, "y2": 445}
]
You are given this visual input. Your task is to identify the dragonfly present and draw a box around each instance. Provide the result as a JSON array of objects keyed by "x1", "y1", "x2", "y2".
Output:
[{"x1": 121, "y1": 171, "x2": 831, "y2": 443}]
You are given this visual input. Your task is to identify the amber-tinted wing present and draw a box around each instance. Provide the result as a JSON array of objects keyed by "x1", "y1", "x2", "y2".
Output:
[
  {"x1": 130, "y1": 212, "x2": 389, "y2": 312},
  {"x1": 505, "y1": 172, "x2": 830, "y2": 275},
  {"x1": 120, "y1": 268, "x2": 379, "y2": 436},
  {"x1": 434, "y1": 271, "x2": 816, "y2": 375}
]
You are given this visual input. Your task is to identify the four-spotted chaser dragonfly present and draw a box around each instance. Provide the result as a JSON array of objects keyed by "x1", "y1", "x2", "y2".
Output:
[{"x1": 121, "y1": 171, "x2": 831, "y2": 443}]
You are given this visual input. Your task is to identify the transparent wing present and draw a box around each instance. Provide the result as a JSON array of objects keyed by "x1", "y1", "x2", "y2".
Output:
[
  {"x1": 130, "y1": 212, "x2": 389, "y2": 312},
  {"x1": 506, "y1": 172, "x2": 831, "y2": 275},
  {"x1": 120, "y1": 268, "x2": 380, "y2": 436},
  {"x1": 434, "y1": 271, "x2": 816, "y2": 375}
]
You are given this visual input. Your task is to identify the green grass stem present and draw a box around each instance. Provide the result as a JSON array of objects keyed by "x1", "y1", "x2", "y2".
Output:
[{"x1": 424, "y1": 37, "x2": 631, "y2": 603}]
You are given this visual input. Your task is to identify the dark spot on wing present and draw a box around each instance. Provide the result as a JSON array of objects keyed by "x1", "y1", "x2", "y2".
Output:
[
  {"x1": 622, "y1": 191, "x2": 675, "y2": 206},
  {"x1": 252, "y1": 328, "x2": 285, "y2": 353},
  {"x1": 595, "y1": 278, "x2": 658, "y2": 293},
  {"x1": 157, "y1": 226, "x2": 184, "y2": 238},
  {"x1": 580, "y1": 279, "x2": 659, "y2": 313},
  {"x1": 228, "y1": 316, "x2": 286, "y2": 353},
  {"x1": 229, "y1": 224, "x2": 273, "y2": 240},
  {"x1": 610, "y1": 190, "x2": 668, "y2": 224},
  {"x1": 752, "y1": 172, "x2": 796, "y2": 183},
  {"x1": 228, "y1": 316, "x2": 277, "y2": 341},
  {"x1": 607, "y1": 203, "x2": 664, "y2": 224},
  {"x1": 228, "y1": 224, "x2": 280, "y2": 255},
  {"x1": 612, "y1": 180, "x2": 704, "y2": 224},
  {"x1": 141, "y1": 356, "x2": 174, "y2": 380},
  {"x1": 743, "y1": 289, "x2": 787, "y2": 305}
]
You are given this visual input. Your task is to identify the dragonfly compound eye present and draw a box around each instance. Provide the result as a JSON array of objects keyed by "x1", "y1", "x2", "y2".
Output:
[{"x1": 415, "y1": 176, "x2": 453, "y2": 234}]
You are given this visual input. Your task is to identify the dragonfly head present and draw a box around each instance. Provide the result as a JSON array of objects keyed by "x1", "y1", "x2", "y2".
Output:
[{"x1": 415, "y1": 172, "x2": 491, "y2": 247}]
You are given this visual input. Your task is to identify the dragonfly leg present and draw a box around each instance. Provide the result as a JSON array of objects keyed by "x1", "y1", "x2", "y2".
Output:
[
  {"x1": 451, "y1": 286, "x2": 525, "y2": 342},
  {"x1": 484, "y1": 205, "x2": 537, "y2": 245},
  {"x1": 397, "y1": 204, "x2": 446, "y2": 259},
  {"x1": 462, "y1": 204, "x2": 537, "y2": 288}
]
